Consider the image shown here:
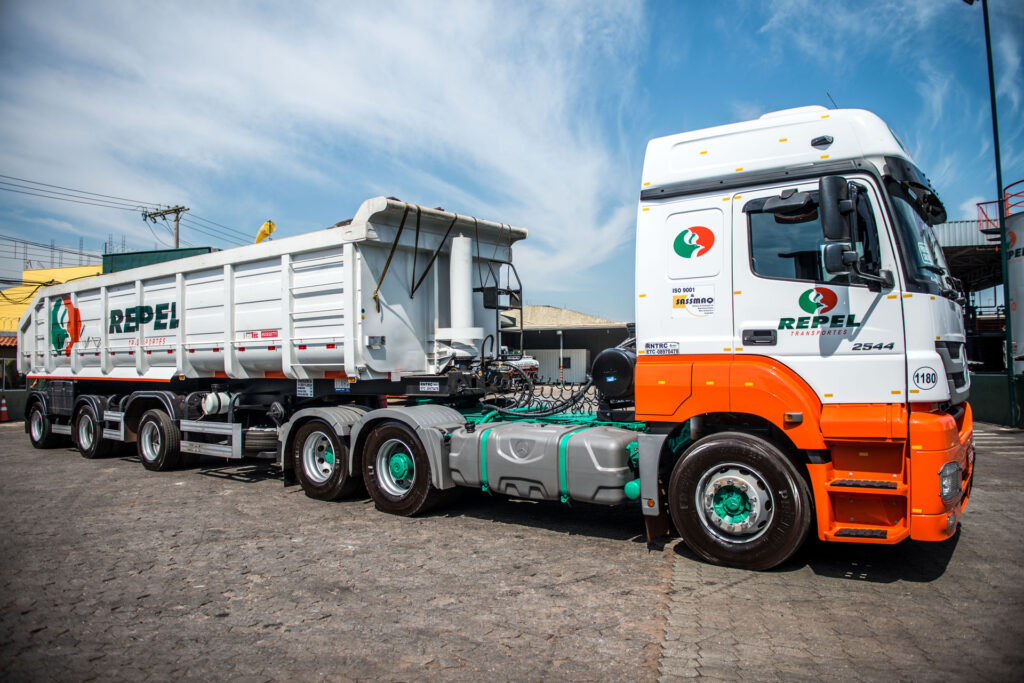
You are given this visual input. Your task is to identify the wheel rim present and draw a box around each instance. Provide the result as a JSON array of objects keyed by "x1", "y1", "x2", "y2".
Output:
[
  {"x1": 78, "y1": 414, "x2": 94, "y2": 450},
  {"x1": 140, "y1": 420, "x2": 162, "y2": 462},
  {"x1": 375, "y1": 438, "x2": 416, "y2": 497},
  {"x1": 301, "y1": 430, "x2": 336, "y2": 485},
  {"x1": 695, "y1": 463, "x2": 774, "y2": 543},
  {"x1": 30, "y1": 410, "x2": 43, "y2": 441}
]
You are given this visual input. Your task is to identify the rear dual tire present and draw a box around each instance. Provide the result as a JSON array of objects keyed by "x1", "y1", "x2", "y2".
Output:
[
  {"x1": 75, "y1": 404, "x2": 112, "y2": 459},
  {"x1": 362, "y1": 421, "x2": 447, "y2": 516},
  {"x1": 138, "y1": 409, "x2": 181, "y2": 471},
  {"x1": 27, "y1": 404, "x2": 62, "y2": 449},
  {"x1": 293, "y1": 420, "x2": 360, "y2": 501}
]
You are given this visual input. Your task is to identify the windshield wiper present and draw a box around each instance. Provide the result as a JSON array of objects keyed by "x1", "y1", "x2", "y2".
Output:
[{"x1": 920, "y1": 263, "x2": 947, "y2": 276}]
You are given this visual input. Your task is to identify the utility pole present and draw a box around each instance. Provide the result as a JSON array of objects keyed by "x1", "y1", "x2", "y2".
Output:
[{"x1": 142, "y1": 205, "x2": 189, "y2": 248}]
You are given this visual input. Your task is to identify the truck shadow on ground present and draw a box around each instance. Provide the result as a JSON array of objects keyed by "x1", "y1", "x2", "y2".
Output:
[
  {"x1": 426, "y1": 490, "x2": 646, "y2": 543},
  {"x1": 671, "y1": 528, "x2": 961, "y2": 583}
]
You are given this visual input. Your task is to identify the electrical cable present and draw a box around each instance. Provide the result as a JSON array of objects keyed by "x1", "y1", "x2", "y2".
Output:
[{"x1": 0, "y1": 173, "x2": 166, "y2": 207}]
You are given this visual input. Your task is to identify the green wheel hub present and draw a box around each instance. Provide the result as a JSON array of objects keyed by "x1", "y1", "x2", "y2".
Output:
[
  {"x1": 388, "y1": 451, "x2": 413, "y2": 481},
  {"x1": 712, "y1": 485, "x2": 751, "y2": 523},
  {"x1": 324, "y1": 447, "x2": 335, "y2": 465}
]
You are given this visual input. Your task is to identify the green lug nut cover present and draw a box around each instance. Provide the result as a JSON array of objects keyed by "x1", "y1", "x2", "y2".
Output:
[
  {"x1": 324, "y1": 448, "x2": 335, "y2": 465},
  {"x1": 713, "y1": 485, "x2": 751, "y2": 523},
  {"x1": 388, "y1": 451, "x2": 413, "y2": 481}
]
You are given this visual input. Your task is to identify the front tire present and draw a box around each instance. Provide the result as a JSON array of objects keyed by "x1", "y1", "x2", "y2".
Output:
[
  {"x1": 27, "y1": 403, "x2": 60, "y2": 449},
  {"x1": 668, "y1": 432, "x2": 812, "y2": 571},
  {"x1": 362, "y1": 421, "x2": 446, "y2": 516},
  {"x1": 75, "y1": 405, "x2": 111, "y2": 459},
  {"x1": 137, "y1": 409, "x2": 181, "y2": 471},
  {"x1": 293, "y1": 420, "x2": 357, "y2": 501}
]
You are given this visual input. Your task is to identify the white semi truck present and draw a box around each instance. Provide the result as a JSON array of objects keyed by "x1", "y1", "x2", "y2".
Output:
[{"x1": 19, "y1": 106, "x2": 974, "y2": 570}]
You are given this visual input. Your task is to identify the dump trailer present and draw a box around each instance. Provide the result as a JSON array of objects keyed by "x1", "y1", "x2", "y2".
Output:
[{"x1": 20, "y1": 106, "x2": 974, "y2": 570}]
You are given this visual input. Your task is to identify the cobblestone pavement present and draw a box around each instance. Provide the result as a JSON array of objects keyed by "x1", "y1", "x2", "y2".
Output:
[{"x1": 0, "y1": 421, "x2": 1021, "y2": 681}]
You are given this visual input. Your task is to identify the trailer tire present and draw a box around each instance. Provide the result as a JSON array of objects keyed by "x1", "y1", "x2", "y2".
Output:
[
  {"x1": 27, "y1": 403, "x2": 61, "y2": 449},
  {"x1": 667, "y1": 432, "x2": 811, "y2": 571},
  {"x1": 243, "y1": 428, "x2": 279, "y2": 452},
  {"x1": 74, "y1": 404, "x2": 111, "y2": 459},
  {"x1": 293, "y1": 420, "x2": 357, "y2": 501},
  {"x1": 362, "y1": 421, "x2": 445, "y2": 516},
  {"x1": 137, "y1": 409, "x2": 181, "y2": 471}
]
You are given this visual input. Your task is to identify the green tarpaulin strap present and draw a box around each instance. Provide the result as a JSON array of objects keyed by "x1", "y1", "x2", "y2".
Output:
[
  {"x1": 558, "y1": 427, "x2": 592, "y2": 504},
  {"x1": 479, "y1": 427, "x2": 495, "y2": 493}
]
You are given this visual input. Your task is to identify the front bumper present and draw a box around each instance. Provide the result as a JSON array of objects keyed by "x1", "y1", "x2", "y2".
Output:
[{"x1": 909, "y1": 403, "x2": 974, "y2": 542}]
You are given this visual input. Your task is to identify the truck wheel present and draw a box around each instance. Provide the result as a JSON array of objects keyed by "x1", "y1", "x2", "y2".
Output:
[
  {"x1": 27, "y1": 403, "x2": 60, "y2": 449},
  {"x1": 137, "y1": 409, "x2": 181, "y2": 471},
  {"x1": 293, "y1": 420, "x2": 357, "y2": 501},
  {"x1": 75, "y1": 404, "x2": 111, "y2": 459},
  {"x1": 668, "y1": 432, "x2": 812, "y2": 571},
  {"x1": 362, "y1": 421, "x2": 445, "y2": 516}
]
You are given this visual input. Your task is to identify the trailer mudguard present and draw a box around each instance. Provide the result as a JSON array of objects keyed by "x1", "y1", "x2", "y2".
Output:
[
  {"x1": 349, "y1": 405, "x2": 466, "y2": 490},
  {"x1": 278, "y1": 405, "x2": 370, "y2": 467}
]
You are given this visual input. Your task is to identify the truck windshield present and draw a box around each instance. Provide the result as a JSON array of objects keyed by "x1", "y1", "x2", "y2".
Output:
[{"x1": 889, "y1": 191, "x2": 951, "y2": 289}]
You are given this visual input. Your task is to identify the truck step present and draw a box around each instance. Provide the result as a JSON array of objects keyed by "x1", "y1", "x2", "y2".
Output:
[
  {"x1": 829, "y1": 479, "x2": 899, "y2": 490},
  {"x1": 833, "y1": 527, "x2": 887, "y2": 539}
]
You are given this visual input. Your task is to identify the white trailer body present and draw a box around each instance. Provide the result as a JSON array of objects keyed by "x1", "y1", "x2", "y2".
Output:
[{"x1": 19, "y1": 197, "x2": 527, "y2": 385}]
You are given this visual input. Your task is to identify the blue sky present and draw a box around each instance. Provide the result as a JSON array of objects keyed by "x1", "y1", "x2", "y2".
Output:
[{"x1": 0, "y1": 0, "x2": 1021, "y2": 322}]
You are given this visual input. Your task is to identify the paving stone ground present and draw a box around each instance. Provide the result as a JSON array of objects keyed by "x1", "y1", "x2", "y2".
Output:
[{"x1": 0, "y1": 421, "x2": 1021, "y2": 681}]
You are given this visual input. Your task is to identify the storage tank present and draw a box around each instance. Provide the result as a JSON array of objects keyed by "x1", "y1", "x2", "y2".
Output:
[{"x1": 19, "y1": 197, "x2": 527, "y2": 384}]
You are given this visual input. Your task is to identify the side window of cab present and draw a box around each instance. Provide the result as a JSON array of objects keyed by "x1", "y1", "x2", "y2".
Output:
[{"x1": 744, "y1": 185, "x2": 880, "y2": 286}]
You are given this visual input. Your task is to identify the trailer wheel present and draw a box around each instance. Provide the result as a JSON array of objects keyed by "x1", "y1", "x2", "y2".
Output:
[
  {"x1": 293, "y1": 420, "x2": 357, "y2": 501},
  {"x1": 74, "y1": 404, "x2": 111, "y2": 459},
  {"x1": 137, "y1": 409, "x2": 181, "y2": 471},
  {"x1": 27, "y1": 403, "x2": 61, "y2": 449},
  {"x1": 668, "y1": 432, "x2": 811, "y2": 571},
  {"x1": 362, "y1": 421, "x2": 445, "y2": 516}
]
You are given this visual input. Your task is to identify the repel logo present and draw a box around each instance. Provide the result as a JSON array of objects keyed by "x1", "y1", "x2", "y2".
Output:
[
  {"x1": 780, "y1": 287, "x2": 859, "y2": 333},
  {"x1": 1008, "y1": 231, "x2": 1024, "y2": 261},
  {"x1": 798, "y1": 287, "x2": 838, "y2": 314},
  {"x1": 50, "y1": 296, "x2": 83, "y2": 355},
  {"x1": 673, "y1": 226, "x2": 715, "y2": 258}
]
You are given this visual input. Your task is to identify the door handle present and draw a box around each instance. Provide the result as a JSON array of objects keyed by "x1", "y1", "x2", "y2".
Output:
[{"x1": 742, "y1": 329, "x2": 777, "y2": 346}]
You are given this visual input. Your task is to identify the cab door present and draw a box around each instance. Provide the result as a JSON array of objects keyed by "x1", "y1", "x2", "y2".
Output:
[{"x1": 730, "y1": 176, "x2": 907, "y2": 405}]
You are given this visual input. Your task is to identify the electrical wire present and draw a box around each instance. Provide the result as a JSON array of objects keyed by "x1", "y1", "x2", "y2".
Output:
[
  {"x1": 187, "y1": 213, "x2": 250, "y2": 239},
  {"x1": 0, "y1": 185, "x2": 148, "y2": 212},
  {"x1": 0, "y1": 173, "x2": 166, "y2": 207}
]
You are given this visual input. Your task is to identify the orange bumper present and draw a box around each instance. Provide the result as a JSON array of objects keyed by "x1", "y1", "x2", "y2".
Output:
[{"x1": 908, "y1": 403, "x2": 974, "y2": 542}]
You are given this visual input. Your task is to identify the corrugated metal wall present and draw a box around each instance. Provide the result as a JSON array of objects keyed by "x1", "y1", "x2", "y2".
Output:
[
  {"x1": 935, "y1": 220, "x2": 989, "y2": 247},
  {"x1": 527, "y1": 348, "x2": 589, "y2": 384}
]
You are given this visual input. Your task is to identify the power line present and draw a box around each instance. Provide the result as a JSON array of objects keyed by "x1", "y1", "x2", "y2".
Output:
[
  {"x1": 0, "y1": 173, "x2": 166, "y2": 207},
  {"x1": 187, "y1": 212, "x2": 251, "y2": 239},
  {"x1": 0, "y1": 234, "x2": 102, "y2": 258},
  {"x1": 179, "y1": 217, "x2": 248, "y2": 246},
  {"x1": 0, "y1": 185, "x2": 146, "y2": 212},
  {"x1": 0, "y1": 180, "x2": 154, "y2": 211}
]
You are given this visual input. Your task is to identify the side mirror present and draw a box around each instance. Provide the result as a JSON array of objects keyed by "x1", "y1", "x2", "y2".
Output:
[
  {"x1": 823, "y1": 243, "x2": 856, "y2": 274},
  {"x1": 819, "y1": 176, "x2": 853, "y2": 241}
]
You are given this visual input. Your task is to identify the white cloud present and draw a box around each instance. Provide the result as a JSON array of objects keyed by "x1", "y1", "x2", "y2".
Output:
[
  {"x1": 996, "y1": 26, "x2": 1021, "y2": 116},
  {"x1": 0, "y1": 0, "x2": 647, "y2": 294},
  {"x1": 959, "y1": 195, "x2": 985, "y2": 220}
]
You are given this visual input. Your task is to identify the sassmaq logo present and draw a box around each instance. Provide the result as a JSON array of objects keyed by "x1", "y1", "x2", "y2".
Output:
[
  {"x1": 797, "y1": 287, "x2": 838, "y2": 315},
  {"x1": 50, "y1": 296, "x2": 83, "y2": 355},
  {"x1": 673, "y1": 226, "x2": 715, "y2": 258}
]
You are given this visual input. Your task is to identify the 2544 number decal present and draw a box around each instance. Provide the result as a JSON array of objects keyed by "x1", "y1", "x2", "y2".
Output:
[{"x1": 850, "y1": 342, "x2": 895, "y2": 351}]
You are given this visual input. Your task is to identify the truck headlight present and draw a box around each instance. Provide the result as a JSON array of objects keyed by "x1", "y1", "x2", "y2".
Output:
[{"x1": 939, "y1": 462, "x2": 962, "y2": 502}]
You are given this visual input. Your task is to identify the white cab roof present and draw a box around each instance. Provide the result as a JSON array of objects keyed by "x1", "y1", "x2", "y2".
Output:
[{"x1": 641, "y1": 106, "x2": 913, "y2": 195}]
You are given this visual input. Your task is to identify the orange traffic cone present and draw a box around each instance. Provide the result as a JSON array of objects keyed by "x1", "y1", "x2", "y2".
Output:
[{"x1": 0, "y1": 397, "x2": 8, "y2": 422}]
